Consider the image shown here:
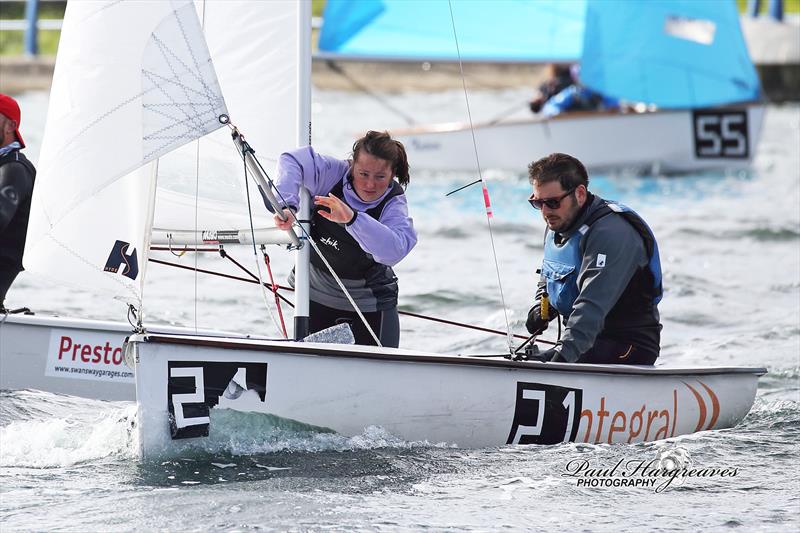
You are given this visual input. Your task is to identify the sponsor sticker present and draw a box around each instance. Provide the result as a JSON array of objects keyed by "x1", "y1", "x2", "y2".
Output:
[{"x1": 45, "y1": 329, "x2": 133, "y2": 383}]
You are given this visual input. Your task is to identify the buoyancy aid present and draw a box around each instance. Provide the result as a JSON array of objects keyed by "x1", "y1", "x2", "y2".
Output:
[
  {"x1": 542, "y1": 200, "x2": 663, "y2": 321},
  {"x1": 310, "y1": 177, "x2": 404, "y2": 281}
]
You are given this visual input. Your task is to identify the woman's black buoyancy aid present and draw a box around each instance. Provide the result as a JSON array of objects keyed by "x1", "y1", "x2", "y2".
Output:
[{"x1": 310, "y1": 178, "x2": 405, "y2": 304}]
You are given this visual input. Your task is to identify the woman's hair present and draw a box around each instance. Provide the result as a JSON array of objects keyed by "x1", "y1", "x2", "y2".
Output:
[{"x1": 352, "y1": 130, "x2": 410, "y2": 187}]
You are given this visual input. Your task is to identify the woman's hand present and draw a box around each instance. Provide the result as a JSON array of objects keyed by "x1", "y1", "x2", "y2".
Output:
[
  {"x1": 315, "y1": 194, "x2": 355, "y2": 224},
  {"x1": 273, "y1": 208, "x2": 294, "y2": 231}
]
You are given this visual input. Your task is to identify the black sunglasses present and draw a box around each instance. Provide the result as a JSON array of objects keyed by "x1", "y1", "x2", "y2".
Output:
[{"x1": 528, "y1": 188, "x2": 576, "y2": 210}]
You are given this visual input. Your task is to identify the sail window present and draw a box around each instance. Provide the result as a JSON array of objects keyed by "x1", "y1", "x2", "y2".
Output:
[{"x1": 664, "y1": 15, "x2": 716, "y2": 45}]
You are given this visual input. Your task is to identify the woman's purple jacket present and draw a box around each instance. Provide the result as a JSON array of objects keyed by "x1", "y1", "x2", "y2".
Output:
[{"x1": 274, "y1": 145, "x2": 417, "y2": 267}]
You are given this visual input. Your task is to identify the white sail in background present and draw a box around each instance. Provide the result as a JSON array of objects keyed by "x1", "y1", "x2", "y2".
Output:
[{"x1": 25, "y1": 0, "x2": 228, "y2": 306}]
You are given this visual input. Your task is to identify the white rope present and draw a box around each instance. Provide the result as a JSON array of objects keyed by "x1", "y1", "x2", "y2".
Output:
[
  {"x1": 447, "y1": 0, "x2": 514, "y2": 353},
  {"x1": 193, "y1": 0, "x2": 206, "y2": 334},
  {"x1": 193, "y1": 132, "x2": 200, "y2": 333}
]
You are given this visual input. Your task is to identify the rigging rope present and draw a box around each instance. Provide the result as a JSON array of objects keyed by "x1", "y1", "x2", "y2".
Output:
[
  {"x1": 193, "y1": 0, "x2": 208, "y2": 335},
  {"x1": 447, "y1": 0, "x2": 515, "y2": 354},
  {"x1": 261, "y1": 246, "x2": 288, "y2": 338},
  {"x1": 147, "y1": 253, "x2": 558, "y2": 346},
  {"x1": 194, "y1": 132, "x2": 201, "y2": 333},
  {"x1": 221, "y1": 120, "x2": 382, "y2": 346},
  {"x1": 236, "y1": 135, "x2": 289, "y2": 339},
  {"x1": 232, "y1": 128, "x2": 384, "y2": 347},
  {"x1": 324, "y1": 60, "x2": 417, "y2": 126}
]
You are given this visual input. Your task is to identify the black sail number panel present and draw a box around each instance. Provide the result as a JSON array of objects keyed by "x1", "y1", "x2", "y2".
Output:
[{"x1": 692, "y1": 109, "x2": 749, "y2": 159}]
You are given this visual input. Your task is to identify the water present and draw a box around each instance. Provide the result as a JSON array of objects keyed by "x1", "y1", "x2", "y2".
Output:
[{"x1": 1, "y1": 89, "x2": 799, "y2": 531}]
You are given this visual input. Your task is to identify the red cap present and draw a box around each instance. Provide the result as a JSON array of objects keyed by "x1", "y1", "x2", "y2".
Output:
[{"x1": 0, "y1": 93, "x2": 25, "y2": 148}]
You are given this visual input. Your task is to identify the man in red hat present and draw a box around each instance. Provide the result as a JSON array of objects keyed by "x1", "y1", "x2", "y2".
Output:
[{"x1": 0, "y1": 93, "x2": 36, "y2": 311}]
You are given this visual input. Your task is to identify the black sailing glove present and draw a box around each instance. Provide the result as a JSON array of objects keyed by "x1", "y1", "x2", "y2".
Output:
[
  {"x1": 526, "y1": 303, "x2": 551, "y2": 335},
  {"x1": 529, "y1": 347, "x2": 566, "y2": 363}
]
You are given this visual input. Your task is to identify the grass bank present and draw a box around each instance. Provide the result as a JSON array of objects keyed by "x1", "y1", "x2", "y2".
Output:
[{"x1": 0, "y1": 0, "x2": 328, "y2": 55}]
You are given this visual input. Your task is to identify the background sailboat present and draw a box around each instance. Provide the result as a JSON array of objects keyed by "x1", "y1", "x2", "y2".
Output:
[{"x1": 318, "y1": 0, "x2": 765, "y2": 173}]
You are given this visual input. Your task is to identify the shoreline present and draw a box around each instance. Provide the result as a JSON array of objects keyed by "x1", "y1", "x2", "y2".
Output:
[
  {"x1": 1, "y1": 56, "x2": 798, "y2": 102},
  {"x1": 0, "y1": 55, "x2": 552, "y2": 94}
]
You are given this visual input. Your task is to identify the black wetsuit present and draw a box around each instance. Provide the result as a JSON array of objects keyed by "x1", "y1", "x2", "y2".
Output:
[{"x1": 0, "y1": 148, "x2": 36, "y2": 307}]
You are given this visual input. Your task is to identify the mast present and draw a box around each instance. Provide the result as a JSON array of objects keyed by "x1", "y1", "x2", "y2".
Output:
[{"x1": 294, "y1": 0, "x2": 312, "y2": 339}]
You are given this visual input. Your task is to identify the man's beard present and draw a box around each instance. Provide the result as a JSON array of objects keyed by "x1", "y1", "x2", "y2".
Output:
[{"x1": 544, "y1": 198, "x2": 579, "y2": 233}]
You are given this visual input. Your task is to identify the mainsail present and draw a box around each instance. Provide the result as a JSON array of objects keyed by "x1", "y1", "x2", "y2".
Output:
[
  {"x1": 24, "y1": 0, "x2": 302, "y2": 310},
  {"x1": 25, "y1": 0, "x2": 226, "y2": 306},
  {"x1": 580, "y1": 0, "x2": 761, "y2": 108},
  {"x1": 318, "y1": 0, "x2": 586, "y2": 62},
  {"x1": 319, "y1": 0, "x2": 760, "y2": 108}
]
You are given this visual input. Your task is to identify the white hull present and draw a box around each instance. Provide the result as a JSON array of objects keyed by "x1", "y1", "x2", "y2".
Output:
[
  {"x1": 0, "y1": 314, "x2": 136, "y2": 400},
  {"x1": 393, "y1": 104, "x2": 765, "y2": 172},
  {"x1": 130, "y1": 333, "x2": 765, "y2": 458},
  {"x1": 0, "y1": 314, "x2": 243, "y2": 401}
]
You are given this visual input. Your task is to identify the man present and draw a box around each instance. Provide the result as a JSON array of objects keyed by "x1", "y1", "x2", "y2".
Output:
[
  {"x1": 525, "y1": 153, "x2": 662, "y2": 364},
  {"x1": 0, "y1": 94, "x2": 36, "y2": 312},
  {"x1": 529, "y1": 63, "x2": 573, "y2": 113}
]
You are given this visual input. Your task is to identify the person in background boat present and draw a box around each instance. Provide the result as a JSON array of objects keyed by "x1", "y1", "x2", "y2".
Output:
[
  {"x1": 528, "y1": 63, "x2": 574, "y2": 114},
  {"x1": 531, "y1": 64, "x2": 620, "y2": 117},
  {"x1": 271, "y1": 131, "x2": 417, "y2": 347},
  {"x1": 524, "y1": 153, "x2": 662, "y2": 364},
  {"x1": 0, "y1": 94, "x2": 36, "y2": 313}
]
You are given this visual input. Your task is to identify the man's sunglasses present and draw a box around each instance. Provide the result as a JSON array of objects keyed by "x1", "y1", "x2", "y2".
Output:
[{"x1": 528, "y1": 188, "x2": 576, "y2": 210}]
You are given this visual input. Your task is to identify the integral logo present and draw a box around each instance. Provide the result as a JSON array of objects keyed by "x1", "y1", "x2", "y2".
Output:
[
  {"x1": 104, "y1": 240, "x2": 139, "y2": 280},
  {"x1": 683, "y1": 380, "x2": 720, "y2": 432},
  {"x1": 507, "y1": 382, "x2": 583, "y2": 445},
  {"x1": 167, "y1": 361, "x2": 268, "y2": 439}
]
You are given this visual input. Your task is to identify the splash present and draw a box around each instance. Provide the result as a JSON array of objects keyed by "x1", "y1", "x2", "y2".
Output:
[
  {"x1": 143, "y1": 408, "x2": 452, "y2": 461},
  {"x1": 0, "y1": 403, "x2": 138, "y2": 468}
]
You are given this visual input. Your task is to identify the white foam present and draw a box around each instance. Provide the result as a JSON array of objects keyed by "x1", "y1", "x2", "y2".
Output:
[{"x1": 0, "y1": 404, "x2": 138, "y2": 467}]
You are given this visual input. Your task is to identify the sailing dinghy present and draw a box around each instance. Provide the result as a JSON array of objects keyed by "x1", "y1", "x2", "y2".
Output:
[
  {"x1": 3, "y1": 0, "x2": 765, "y2": 459},
  {"x1": 1, "y1": 0, "x2": 299, "y2": 400},
  {"x1": 318, "y1": 0, "x2": 765, "y2": 173}
]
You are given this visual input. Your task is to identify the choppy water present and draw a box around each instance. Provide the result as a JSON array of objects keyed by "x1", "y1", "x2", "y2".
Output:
[{"x1": 1, "y1": 89, "x2": 799, "y2": 531}]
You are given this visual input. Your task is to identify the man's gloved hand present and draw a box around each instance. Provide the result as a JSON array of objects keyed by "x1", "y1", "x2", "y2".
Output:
[
  {"x1": 526, "y1": 303, "x2": 550, "y2": 335},
  {"x1": 531, "y1": 347, "x2": 567, "y2": 362}
]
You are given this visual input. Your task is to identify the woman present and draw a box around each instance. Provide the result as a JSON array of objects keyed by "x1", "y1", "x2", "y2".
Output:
[{"x1": 273, "y1": 131, "x2": 416, "y2": 347}]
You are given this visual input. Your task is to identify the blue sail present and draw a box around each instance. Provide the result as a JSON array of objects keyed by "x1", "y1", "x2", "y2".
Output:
[
  {"x1": 318, "y1": 0, "x2": 586, "y2": 62},
  {"x1": 319, "y1": 0, "x2": 760, "y2": 108},
  {"x1": 579, "y1": 0, "x2": 761, "y2": 108}
]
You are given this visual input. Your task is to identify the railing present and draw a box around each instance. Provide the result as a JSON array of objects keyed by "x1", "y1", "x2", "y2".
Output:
[
  {"x1": 4, "y1": 0, "x2": 788, "y2": 58},
  {"x1": 1, "y1": 0, "x2": 323, "y2": 57},
  {"x1": 747, "y1": 0, "x2": 785, "y2": 20}
]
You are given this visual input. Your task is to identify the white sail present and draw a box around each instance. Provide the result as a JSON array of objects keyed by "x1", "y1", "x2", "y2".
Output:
[
  {"x1": 195, "y1": 0, "x2": 300, "y2": 173},
  {"x1": 24, "y1": 0, "x2": 226, "y2": 306},
  {"x1": 152, "y1": 1, "x2": 302, "y2": 244}
]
